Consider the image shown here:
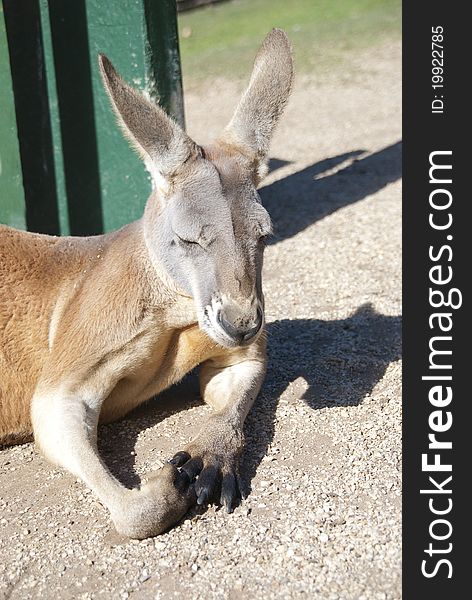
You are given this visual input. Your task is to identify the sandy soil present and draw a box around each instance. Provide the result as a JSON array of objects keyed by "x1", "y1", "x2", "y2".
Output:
[{"x1": 0, "y1": 39, "x2": 401, "y2": 599}]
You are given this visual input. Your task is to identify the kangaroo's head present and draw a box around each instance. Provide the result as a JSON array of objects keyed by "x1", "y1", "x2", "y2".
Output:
[{"x1": 99, "y1": 29, "x2": 293, "y2": 348}]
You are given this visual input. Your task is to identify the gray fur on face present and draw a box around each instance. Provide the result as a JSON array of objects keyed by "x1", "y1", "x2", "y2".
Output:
[
  {"x1": 143, "y1": 153, "x2": 272, "y2": 348},
  {"x1": 99, "y1": 29, "x2": 292, "y2": 348}
]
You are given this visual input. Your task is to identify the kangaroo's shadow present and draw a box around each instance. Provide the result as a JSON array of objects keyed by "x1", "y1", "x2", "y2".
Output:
[
  {"x1": 98, "y1": 375, "x2": 202, "y2": 488},
  {"x1": 239, "y1": 303, "x2": 402, "y2": 494},
  {"x1": 98, "y1": 303, "x2": 401, "y2": 496},
  {"x1": 262, "y1": 141, "x2": 402, "y2": 244}
]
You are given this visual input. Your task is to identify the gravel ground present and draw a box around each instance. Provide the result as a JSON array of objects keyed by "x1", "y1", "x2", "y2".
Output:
[{"x1": 0, "y1": 40, "x2": 401, "y2": 599}]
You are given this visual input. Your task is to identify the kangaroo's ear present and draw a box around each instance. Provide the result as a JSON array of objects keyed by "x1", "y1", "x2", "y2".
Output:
[
  {"x1": 99, "y1": 54, "x2": 197, "y2": 188},
  {"x1": 222, "y1": 29, "x2": 293, "y2": 180}
]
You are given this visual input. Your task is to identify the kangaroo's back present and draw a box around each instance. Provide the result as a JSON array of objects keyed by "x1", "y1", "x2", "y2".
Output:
[
  {"x1": 0, "y1": 226, "x2": 60, "y2": 442},
  {"x1": 0, "y1": 225, "x2": 108, "y2": 443}
]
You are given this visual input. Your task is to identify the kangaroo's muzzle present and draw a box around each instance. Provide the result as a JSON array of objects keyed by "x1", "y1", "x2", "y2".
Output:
[{"x1": 216, "y1": 305, "x2": 263, "y2": 345}]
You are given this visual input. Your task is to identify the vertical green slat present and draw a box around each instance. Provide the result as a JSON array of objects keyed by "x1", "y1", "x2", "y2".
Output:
[
  {"x1": 38, "y1": 0, "x2": 69, "y2": 235},
  {"x1": 2, "y1": 0, "x2": 60, "y2": 235},
  {"x1": 0, "y1": 6, "x2": 26, "y2": 230}
]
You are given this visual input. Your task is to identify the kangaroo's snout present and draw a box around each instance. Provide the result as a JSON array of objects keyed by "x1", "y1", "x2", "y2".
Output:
[
  {"x1": 201, "y1": 296, "x2": 264, "y2": 348},
  {"x1": 216, "y1": 305, "x2": 263, "y2": 345}
]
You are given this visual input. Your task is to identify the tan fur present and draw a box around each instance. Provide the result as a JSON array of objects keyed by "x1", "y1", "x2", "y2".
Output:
[{"x1": 0, "y1": 226, "x2": 79, "y2": 443}]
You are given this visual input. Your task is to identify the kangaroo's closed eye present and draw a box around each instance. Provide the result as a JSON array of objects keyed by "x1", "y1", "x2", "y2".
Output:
[{"x1": 174, "y1": 233, "x2": 203, "y2": 248}]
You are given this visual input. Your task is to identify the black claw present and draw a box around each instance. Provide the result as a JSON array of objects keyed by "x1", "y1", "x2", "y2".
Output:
[
  {"x1": 173, "y1": 467, "x2": 190, "y2": 493},
  {"x1": 169, "y1": 451, "x2": 191, "y2": 467},
  {"x1": 181, "y1": 457, "x2": 204, "y2": 482},
  {"x1": 236, "y1": 473, "x2": 248, "y2": 500},
  {"x1": 220, "y1": 472, "x2": 239, "y2": 513},
  {"x1": 197, "y1": 488, "x2": 210, "y2": 506},
  {"x1": 195, "y1": 465, "x2": 220, "y2": 506}
]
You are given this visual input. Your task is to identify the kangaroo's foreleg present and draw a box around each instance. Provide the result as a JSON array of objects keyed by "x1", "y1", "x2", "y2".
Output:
[
  {"x1": 31, "y1": 386, "x2": 195, "y2": 539},
  {"x1": 170, "y1": 337, "x2": 267, "y2": 512}
]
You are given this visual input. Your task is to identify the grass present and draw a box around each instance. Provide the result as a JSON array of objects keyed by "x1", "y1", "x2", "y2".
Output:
[{"x1": 178, "y1": 0, "x2": 401, "y2": 83}]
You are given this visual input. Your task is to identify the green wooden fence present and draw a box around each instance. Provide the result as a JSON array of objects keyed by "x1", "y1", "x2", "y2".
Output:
[{"x1": 0, "y1": 0, "x2": 184, "y2": 236}]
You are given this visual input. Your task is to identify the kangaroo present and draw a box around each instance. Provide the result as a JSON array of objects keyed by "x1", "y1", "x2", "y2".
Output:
[{"x1": 0, "y1": 29, "x2": 293, "y2": 538}]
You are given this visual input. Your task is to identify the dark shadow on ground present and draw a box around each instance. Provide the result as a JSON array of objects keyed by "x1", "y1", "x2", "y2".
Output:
[
  {"x1": 240, "y1": 303, "x2": 401, "y2": 495},
  {"x1": 98, "y1": 375, "x2": 202, "y2": 488},
  {"x1": 261, "y1": 142, "x2": 401, "y2": 244},
  {"x1": 98, "y1": 304, "x2": 401, "y2": 498},
  {"x1": 267, "y1": 158, "x2": 292, "y2": 174}
]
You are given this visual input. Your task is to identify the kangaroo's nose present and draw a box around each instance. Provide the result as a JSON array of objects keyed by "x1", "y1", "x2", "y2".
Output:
[{"x1": 216, "y1": 306, "x2": 263, "y2": 344}]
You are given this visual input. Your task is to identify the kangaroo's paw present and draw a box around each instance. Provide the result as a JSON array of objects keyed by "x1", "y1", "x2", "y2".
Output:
[
  {"x1": 169, "y1": 416, "x2": 244, "y2": 513},
  {"x1": 111, "y1": 463, "x2": 196, "y2": 539}
]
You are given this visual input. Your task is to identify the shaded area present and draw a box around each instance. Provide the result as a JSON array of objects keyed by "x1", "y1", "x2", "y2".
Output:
[
  {"x1": 98, "y1": 375, "x2": 202, "y2": 489},
  {"x1": 267, "y1": 157, "x2": 292, "y2": 174},
  {"x1": 98, "y1": 305, "x2": 401, "y2": 497},
  {"x1": 241, "y1": 304, "x2": 401, "y2": 494},
  {"x1": 3, "y1": 0, "x2": 60, "y2": 235},
  {"x1": 262, "y1": 141, "x2": 402, "y2": 244},
  {"x1": 47, "y1": 2, "x2": 103, "y2": 235}
]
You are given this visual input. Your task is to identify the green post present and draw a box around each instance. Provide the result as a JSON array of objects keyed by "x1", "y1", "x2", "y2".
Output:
[{"x1": 1, "y1": 0, "x2": 185, "y2": 235}]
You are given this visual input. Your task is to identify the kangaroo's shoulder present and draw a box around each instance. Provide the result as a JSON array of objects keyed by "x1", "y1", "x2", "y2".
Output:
[{"x1": 0, "y1": 224, "x2": 58, "y2": 260}]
